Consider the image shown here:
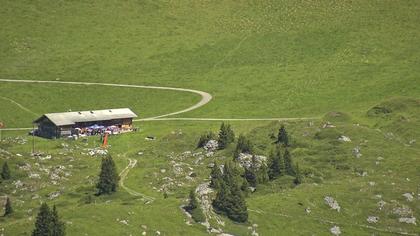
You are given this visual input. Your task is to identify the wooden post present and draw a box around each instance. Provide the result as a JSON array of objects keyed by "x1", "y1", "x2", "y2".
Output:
[{"x1": 32, "y1": 123, "x2": 35, "y2": 154}]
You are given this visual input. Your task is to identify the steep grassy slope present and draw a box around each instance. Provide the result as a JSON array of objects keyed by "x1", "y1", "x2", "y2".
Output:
[{"x1": 1, "y1": 0, "x2": 419, "y2": 123}]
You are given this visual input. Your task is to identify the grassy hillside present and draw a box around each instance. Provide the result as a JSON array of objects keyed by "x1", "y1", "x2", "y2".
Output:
[
  {"x1": 1, "y1": 0, "x2": 419, "y2": 124},
  {"x1": 1, "y1": 99, "x2": 419, "y2": 235},
  {"x1": 0, "y1": 0, "x2": 419, "y2": 235}
]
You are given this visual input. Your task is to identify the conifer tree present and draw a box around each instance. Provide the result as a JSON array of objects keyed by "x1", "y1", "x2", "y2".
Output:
[
  {"x1": 96, "y1": 155, "x2": 119, "y2": 195},
  {"x1": 1, "y1": 162, "x2": 11, "y2": 180},
  {"x1": 4, "y1": 197, "x2": 12, "y2": 216},
  {"x1": 32, "y1": 203, "x2": 52, "y2": 236},
  {"x1": 218, "y1": 123, "x2": 235, "y2": 149},
  {"x1": 213, "y1": 162, "x2": 248, "y2": 223},
  {"x1": 268, "y1": 148, "x2": 280, "y2": 180},
  {"x1": 209, "y1": 162, "x2": 222, "y2": 190},
  {"x1": 277, "y1": 125, "x2": 289, "y2": 146},
  {"x1": 234, "y1": 135, "x2": 253, "y2": 158},
  {"x1": 284, "y1": 149, "x2": 294, "y2": 176},
  {"x1": 294, "y1": 164, "x2": 302, "y2": 185},
  {"x1": 244, "y1": 166, "x2": 257, "y2": 187},
  {"x1": 187, "y1": 189, "x2": 198, "y2": 211},
  {"x1": 257, "y1": 164, "x2": 270, "y2": 184},
  {"x1": 51, "y1": 205, "x2": 65, "y2": 236},
  {"x1": 197, "y1": 131, "x2": 217, "y2": 148}
]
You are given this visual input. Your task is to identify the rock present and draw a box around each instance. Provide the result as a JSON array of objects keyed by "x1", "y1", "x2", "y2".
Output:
[
  {"x1": 237, "y1": 153, "x2": 267, "y2": 169},
  {"x1": 324, "y1": 196, "x2": 341, "y2": 212},
  {"x1": 338, "y1": 136, "x2": 351, "y2": 142},
  {"x1": 322, "y1": 122, "x2": 336, "y2": 128},
  {"x1": 305, "y1": 207, "x2": 311, "y2": 214},
  {"x1": 155, "y1": 231, "x2": 161, "y2": 235},
  {"x1": 393, "y1": 206, "x2": 412, "y2": 217},
  {"x1": 330, "y1": 225, "x2": 341, "y2": 235},
  {"x1": 377, "y1": 200, "x2": 386, "y2": 210},
  {"x1": 204, "y1": 140, "x2": 219, "y2": 152},
  {"x1": 160, "y1": 169, "x2": 166, "y2": 173},
  {"x1": 399, "y1": 217, "x2": 417, "y2": 225},
  {"x1": 248, "y1": 187, "x2": 256, "y2": 193},
  {"x1": 367, "y1": 216, "x2": 379, "y2": 224},
  {"x1": 369, "y1": 181, "x2": 376, "y2": 186},
  {"x1": 48, "y1": 191, "x2": 61, "y2": 200},
  {"x1": 29, "y1": 173, "x2": 41, "y2": 179},
  {"x1": 141, "y1": 225, "x2": 147, "y2": 230},
  {"x1": 137, "y1": 152, "x2": 144, "y2": 156},
  {"x1": 402, "y1": 193, "x2": 414, "y2": 202},
  {"x1": 352, "y1": 146, "x2": 362, "y2": 158},
  {"x1": 142, "y1": 231, "x2": 146, "y2": 235}
]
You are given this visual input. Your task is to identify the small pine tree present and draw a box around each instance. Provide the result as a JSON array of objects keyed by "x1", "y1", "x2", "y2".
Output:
[
  {"x1": 32, "y1": 203, "x2": 52, "y2": 236},
  {"x1": 209, "y1": 162, "x2": 222, "y2": 190},
  {"x1": 234, "y1": 135, "x2": 253, "y2": 158},
  {"x1": 257, "y1": 164, "x2": 270, "y2": 184},
  {"x1": 4, "y1": 197, "x2": 13, "y2": 216},
  {"x1": 51, "y1": 205, "x2": 65, "y2": 236},
  {"x1": 277, "y1": 125, "x2": 289, "y2": 146},
  {"x1": 197, "y1": 131, "x2": 217, "y2": 148},
  {"x1": 294, "y1": 164, "x2": 302, "y2": 185},
  {"x1": 1, "y1": 162, "x2": 11, "y2": 180},
  {"x1": 244, "y1": 167, "x2": 257, "y2": 187},
  {"x1": 218, "y1": 123, "x2": 235, "y2": 149},
  {"x1": 96, "y1": 155, "x2": 119, "y2": 195},
  {"x1": 284, "y1": 149, "x2": 294, "y2": 176},
  {"x1": 213, "y1": 162, "x2": 248, "y2": 223},
  {"x1": 268, "y1": 148, "x2": 280, "y2": 180}
]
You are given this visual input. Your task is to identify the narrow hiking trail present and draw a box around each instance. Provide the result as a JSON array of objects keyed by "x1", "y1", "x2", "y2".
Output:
[{"x1": 119, "y1": 158, "x2": 155, "y2": 202}]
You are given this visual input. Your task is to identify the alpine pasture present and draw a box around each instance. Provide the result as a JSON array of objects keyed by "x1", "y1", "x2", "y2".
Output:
[{"x1": 1, "y1": 1, "x2": 419, "y2": 235}]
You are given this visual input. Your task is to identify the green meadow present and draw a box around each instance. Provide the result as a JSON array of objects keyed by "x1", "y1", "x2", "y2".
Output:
[{"x1": 1, "y1": 0, "x2": 419, "y2": 235}]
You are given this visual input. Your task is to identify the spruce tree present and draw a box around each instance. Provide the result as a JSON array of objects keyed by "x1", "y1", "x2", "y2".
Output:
[
  {"x1": 294, "y1": 164, "x2": 302, "y2": 185},
  {"x1": 244, "y1": 167, "x2": 257, "y2": 187},
  {"x1": 213, "y1": 162, "x2": 248, "y2": 223},
  {"x1": 284, "y1": 149, "x2": 294, "y2": 176},
  {"x1": 32, "y1": 203, "x2": 52, "y2": 236},
  {"x1": 234, "y1": 135, "x2": 253, "y2": 158},
  {"x1": 96, "y1": 155, "x2": 119, "y2": 195},
  {"x1": 209, "y1": 162, "x2": 222, "y2": 190},
  {"x1": 51, "y1": 205, "x2": 65, "y2": 236},
  {"x1": 187, "y1": 189, "x2": 198, "y2": 211},
  {"x1": 4, "y1": 197, "x2": 12, "y2": 216},
  {"x1": 277, "y1": 125, "x2": 289, "y2": 146},
  {"x1": 268, "y1": 148, "x2": 280, "y2": 180},
  {"x1": 218, "y1": 123, "x2": 235, "y2": 149},
  {"x1": 1, "y1": 162, "x2": 11, "y2": 180},
  {"x1": 257, "y1": 164, "x2": 270, "y2": 184}
]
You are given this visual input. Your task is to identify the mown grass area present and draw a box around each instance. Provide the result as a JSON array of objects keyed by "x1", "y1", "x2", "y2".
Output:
[
  {"x1": 1, "y1": 0, "x2": 419, "y2": 121},
  {"x1": 1, "y1": 98, "x2": 419, "y2": 235},
  {"x1": 0, "y1": 82, "x2": 200, "y2": 127}
]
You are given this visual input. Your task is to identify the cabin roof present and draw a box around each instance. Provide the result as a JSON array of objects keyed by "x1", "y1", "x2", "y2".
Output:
[{"x1": 34, "y1": 108, "x2": 138, "y2": 126}]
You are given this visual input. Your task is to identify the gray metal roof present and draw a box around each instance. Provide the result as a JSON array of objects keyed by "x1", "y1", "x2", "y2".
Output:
[{"x1": 35, "y1": 108, "x2": 138, "y2": 126}]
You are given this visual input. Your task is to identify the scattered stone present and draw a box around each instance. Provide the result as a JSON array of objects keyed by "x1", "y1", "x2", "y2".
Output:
[
  {"x1": 402, "y1": 193, "x2": 414, "y2": 202},
  {"x1": 369, "y1": 181, "x2": 376, "y2": 186},
  {"x1": 399, "y1": 217, "x2": 417, "y2": 225},
  {"x1": 322, "y1": 122, "x2": 336, "y2": 128},
  {"x1": 137, "y1": 152, "x2": 144, "y2": 156},
  {"x1": 330, "y1": 225, "x2": 341, "y2": 235},
  {"x1": 203, "y1": 140, "x2": 219, "y2": 152},
  {"x1": 377, "y1": 200, "x2": 386, "y2": 210},
  {"x1": 160, "y1": 169, "x2": 166, "y2": 173},
  {"x1": 338, "y1": 135, "x2": 351, "y2": 142},
  {"x1": 393, "y1": 206, "x2": 412, "y2": 217},
  {"x1": 367, "y1": 216, "x2": 379, "y2": 224},
  {"x1": 305, "y1": 207, "x2": 311, "y2": 214},
  {"x1": 324, "y1": 196, "x2": 341, "y2": 212},
  {"x1": 237, "y1": 153, "x2": 267, "y2": 169},
  {"x1": 48, "y1": 191, "x2": 61, "y2": 200},
  {"x1": 155, "y1": 231, "x2": 160, "y2": 235}
]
